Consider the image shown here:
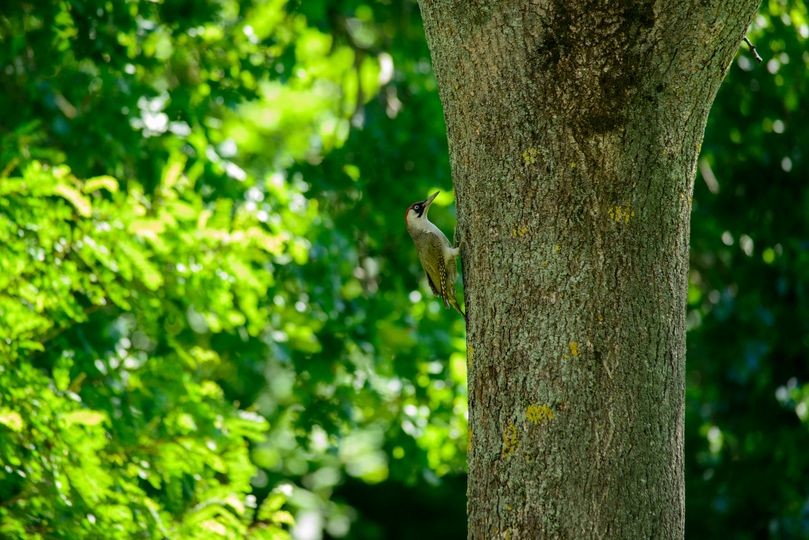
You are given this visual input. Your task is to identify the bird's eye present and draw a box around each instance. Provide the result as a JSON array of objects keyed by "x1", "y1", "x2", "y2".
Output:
[{"x1": 414, "y1": 204, "x2": 421, "y2": 211}]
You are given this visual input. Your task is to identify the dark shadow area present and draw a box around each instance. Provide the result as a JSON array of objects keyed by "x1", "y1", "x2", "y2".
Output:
[{"x1": 331, "y1": 475, "x2": 467, "y2": 539}]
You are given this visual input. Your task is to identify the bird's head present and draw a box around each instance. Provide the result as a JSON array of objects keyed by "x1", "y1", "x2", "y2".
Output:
[{"x1": 405, "y1": 191, "x2": 439, "y2": 229}]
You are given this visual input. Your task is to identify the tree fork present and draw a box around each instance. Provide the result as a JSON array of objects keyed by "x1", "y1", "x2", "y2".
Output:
[{"x1": 417, "y1": 1, "x2": 760, "y2": 537}]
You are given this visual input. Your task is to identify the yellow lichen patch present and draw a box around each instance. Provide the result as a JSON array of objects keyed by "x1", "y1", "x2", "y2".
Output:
[
  {"x1": 608, "y1": 204, "x2": 635, "y2": 224},
  {"x1": 501, "y1": 422, "x2": 519, "y2": 458},
  {"x1": 553, "y1": 243, "x2": 561, "y2": 254},
  {"x1": 522, "y1": 147, "x2": 538, "y2": 165},
  {"x1": 510, "y1": 223, "x2": 529, "y2": 238},
  {"x1": 526, "y1": 403, "x2": 555, "y2": 425},
  {"x1": 562, "y1": 340, "x2": 580, "y2": 361},
  {"x1": 679, "y1": 191, "x2": 694, "y2": 209}
]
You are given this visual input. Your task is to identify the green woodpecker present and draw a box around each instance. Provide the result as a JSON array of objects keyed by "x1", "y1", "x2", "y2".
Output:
[{"x1": 405, "y1": 191, "x2": 466, "y2": 321}]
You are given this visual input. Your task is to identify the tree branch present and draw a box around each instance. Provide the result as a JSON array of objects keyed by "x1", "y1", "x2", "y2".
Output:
[{"x1": 743, "y1": 36, "x2": 763, "y2": 63}]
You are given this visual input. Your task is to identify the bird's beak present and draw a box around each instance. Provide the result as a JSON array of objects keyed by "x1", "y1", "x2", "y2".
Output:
[{"x1": 425, "y1": 191, "x2": 439, "y2": 208}]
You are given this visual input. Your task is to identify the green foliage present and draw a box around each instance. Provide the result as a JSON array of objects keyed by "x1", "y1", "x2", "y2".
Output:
[
  {"x1": 688, "y1": 1, "x2": 809, "y2": 537},
  {"x1": 1, "y1": 0, "x2": 463, "y2": 537},
  {"x1": 0, "y1": 160, "x2": 280, "y2": 538},
  {"x1": 2, "y1": 0, "x2": 806, "y2": 538}
]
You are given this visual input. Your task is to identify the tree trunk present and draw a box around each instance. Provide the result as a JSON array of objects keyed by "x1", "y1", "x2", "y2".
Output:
[{"x1": 417, "y1": 1, "x2": 759, "y2": 537}]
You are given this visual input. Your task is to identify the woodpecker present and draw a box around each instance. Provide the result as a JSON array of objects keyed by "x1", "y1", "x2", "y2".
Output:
[{"x1": 405, "y1": 191, "x2": 466, "y2": 321}]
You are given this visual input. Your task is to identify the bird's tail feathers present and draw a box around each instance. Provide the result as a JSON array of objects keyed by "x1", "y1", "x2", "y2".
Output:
[{"x1": 449, "y1": 297, "x2": 467, "y2": 324}]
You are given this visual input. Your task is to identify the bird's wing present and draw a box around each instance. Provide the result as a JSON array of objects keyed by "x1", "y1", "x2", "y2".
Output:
[
  {"x1": 425, "y1": 271, "x2": 440, "y2": 295},
  {"x1": 414, "y1": 231, "x2": 448, "y2": 303}
]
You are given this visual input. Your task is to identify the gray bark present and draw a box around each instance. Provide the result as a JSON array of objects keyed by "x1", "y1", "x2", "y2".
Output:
[{"x1": 416, "y1": 1, "x2": 759, "y2": 538}]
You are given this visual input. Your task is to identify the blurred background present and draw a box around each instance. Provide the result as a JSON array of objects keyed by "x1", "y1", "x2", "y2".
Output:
[{"x1": 0, "y1": 0, "x2": 806, "y2": 538}]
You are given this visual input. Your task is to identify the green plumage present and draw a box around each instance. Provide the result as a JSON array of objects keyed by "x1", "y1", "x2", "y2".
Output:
[{"x1": 410, "y1": 228, "x2": 465, "y2": 321}]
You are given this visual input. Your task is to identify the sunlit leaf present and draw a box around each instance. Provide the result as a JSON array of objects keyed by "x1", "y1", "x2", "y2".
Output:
[
  {"x1": 62, "y1": 410, "x2": 107, "y2": 427},
  {"x1": 83, "y1": 176, "x2": 119, "y2": 193},
  {"x1": 54, "y1": 183, "x2": 92, "y2": 217},
  {"x1": 0, "y1": 409, "x2": 24, "y2": 432}
]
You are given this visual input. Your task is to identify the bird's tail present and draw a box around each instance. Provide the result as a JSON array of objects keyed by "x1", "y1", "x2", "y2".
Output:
[{"x1": 449, "y1": 297, "x2": 467, "y2": 323}]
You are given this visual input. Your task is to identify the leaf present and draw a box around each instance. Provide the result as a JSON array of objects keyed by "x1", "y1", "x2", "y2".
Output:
[
  {"x1": 161, "y1": 153, "x2": 186, "y2": 190},
  {"x1": 17, "y1": 340, "x2": 45, "y2": 352},
  {"x1": 0, "y1": 409, "x2": 24, "y2": 432},
  {"x1": 63, "y1": 410, "x2": 107, "y2": 427},
  {"x1": 259, "y1": 491, "x2": 285, "y2": 515},
  {"x1": 272, "y1": 510, "x2": 294, "y2": 526},
  {"x1": 129, "y1": 219, "x2": 165, "y2": 240},
  {"x1": 83, "y1": 176, "x2": 119, "y2": 194},
  {"x1": 118, "y1": 240, "x2": 164, "y2": 290},
  {"x1": 54, "y1": 183, "x2": 92, "y2": 217}
]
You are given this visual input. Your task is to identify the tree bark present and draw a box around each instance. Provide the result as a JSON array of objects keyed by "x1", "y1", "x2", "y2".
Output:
[{"x1": 416, "y1": 1, "x2": 759, "y2": 537}]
